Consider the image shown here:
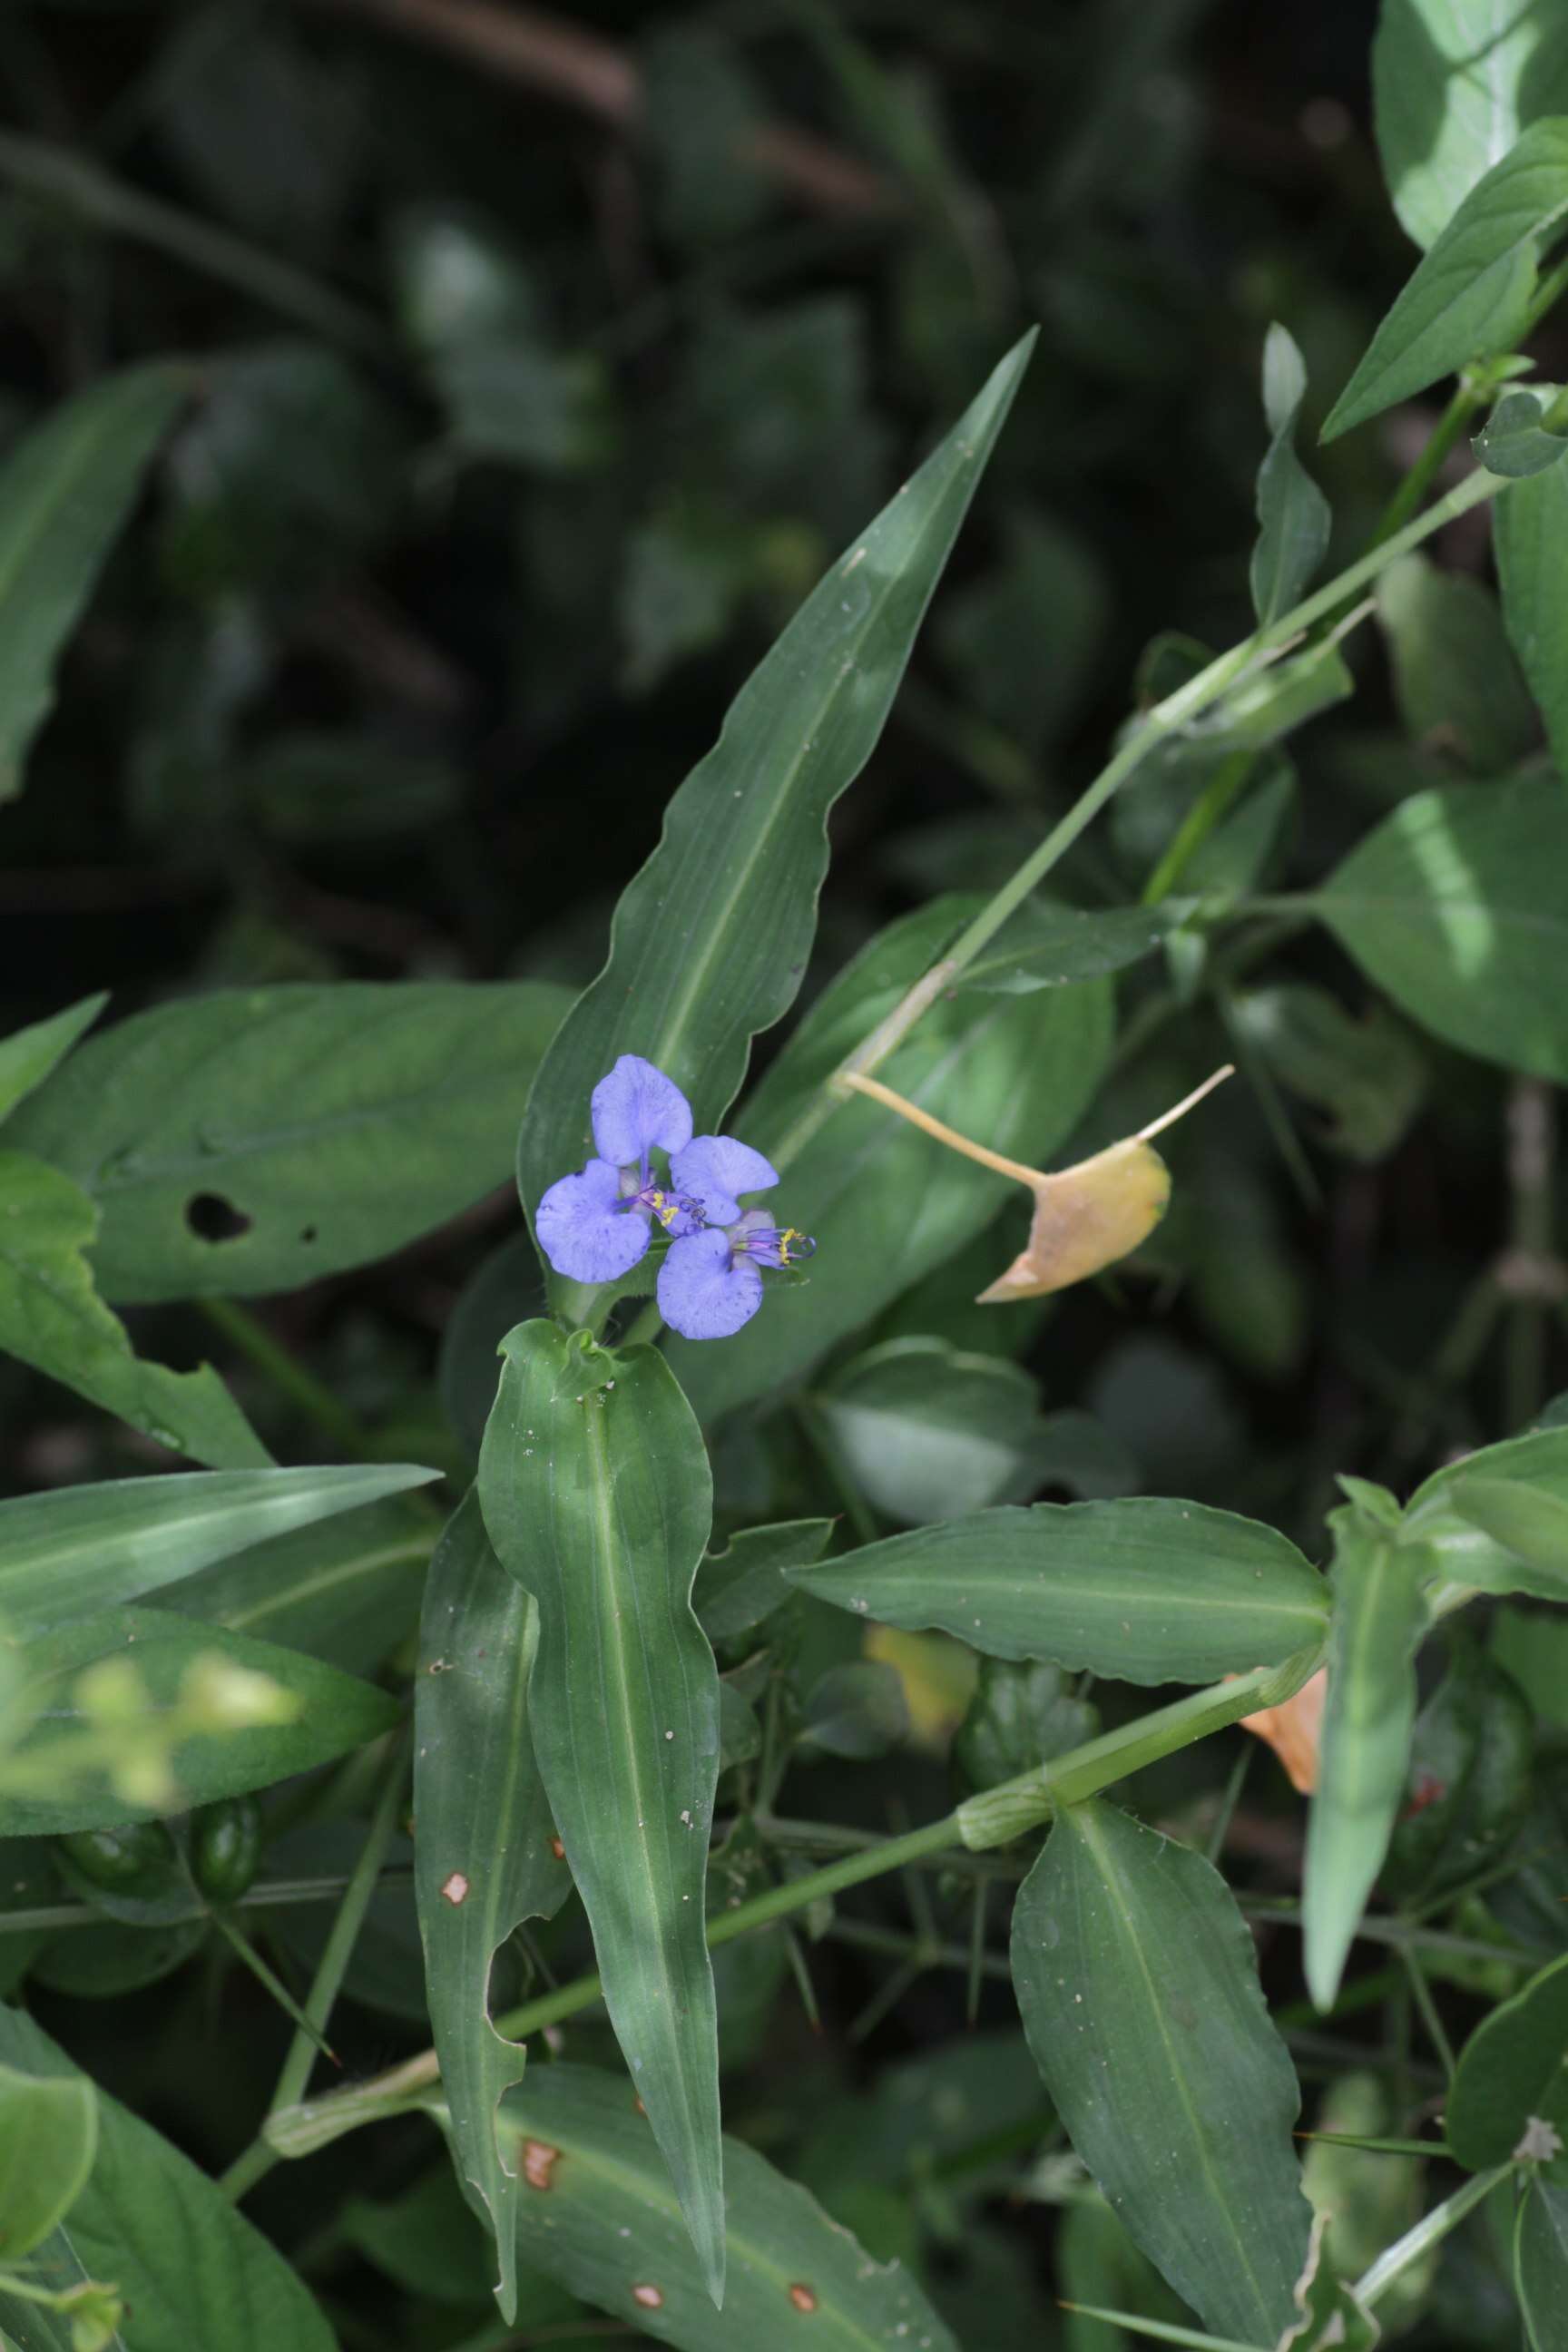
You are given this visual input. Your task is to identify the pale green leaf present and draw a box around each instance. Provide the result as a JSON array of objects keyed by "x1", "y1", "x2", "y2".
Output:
[
  {"x1": 1323, "y1": 117, "x2": 1568, "y2": 440},
  {"x1": 1496, "y1": 446, "x2": 1568, "y2": 779},
  {"x1": 0, "y1": 2003, "x2": 336, "y2": 2351},
  {"x1": 0, "y1": 1462, "x2": 436, "y2": 1636},
  {"x1": 0, "y1": 996, "x2": 106, "y2": 1127},
  {"x1": 815, "y1": 1338, "x2": 1046, "y2": 1524},
  {"x1": 6, "y1": 982, "x2": 570, "y2": 1303},
  {"x1": 478, "y1": 1323, "x2": 725, "y2": 2302},
  {"x1": 1373, "y1": 0, "x2": 1568, "y2": 250},
  {"x1": 0, "y1": 1607, "x2": 399, "y2": 1836},
  {"x1": 669, "y1": 895, "x2": 1112, "y2": 1423},
  {"x1": 1406, "y1": 1424, "x2": 1568, "y2": 1599},
  {"x1": 1250, "y1": 324, "x2": 1331, "y2": 625},
  {"x1": 414, "y1": 1491, "x2": 572, "y2": 2323},
  {"x1": 1317, "y1": 778, "x2": 1568, "y2": 1083},
  {"x1": 0, "y1": 364, "x2": 187, "y2": 801},
  {"x1": 1447, "y1": 1949, "x2": 1568, "y2": 2168},
  {"x1": 494, "y1": 2061, "x2": 961, "y2": 2350},
  {"x1": 1373, "y1": 554, "x2": 1536, "y2": 772},
  {"x1": 1303, "y1": 1511, "x2": 1428, "y2": 2010},
  {"x1": 0, "y1": 1150, "x2": 268, "y2": 1466},
  {"x1": 1013, "y1": 1798, "x2": 1311, "y2": 2344},
  {"x1": 789, "y1": 1497, "x2": 1328, "y2": 1684},
  {"x1": 0, "y1": 2062, "x2": 96, "y2": 2259},
  {"x1": 515, "y1": 338, "x2": 1036, "y2": 1325}
]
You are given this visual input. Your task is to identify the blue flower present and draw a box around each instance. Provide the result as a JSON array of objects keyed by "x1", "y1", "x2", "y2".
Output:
[{"x1": 534, "y1": 1054, "x2": 813, "y2": 1338}]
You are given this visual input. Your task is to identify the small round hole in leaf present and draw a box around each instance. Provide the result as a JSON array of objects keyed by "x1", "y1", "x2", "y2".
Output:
[{"x1": 185, "y1": 1192, "x2": 253, "y2": 1243}]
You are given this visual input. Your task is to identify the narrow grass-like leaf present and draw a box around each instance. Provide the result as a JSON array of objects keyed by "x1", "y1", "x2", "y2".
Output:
[
  {"x1": 670, "y1": 896, "x2": 1112, "y2": 1423},
  {"x1": 1302, "y1": 1512, "x2": 1428, "y2": 2010},
  {"x1": 0, "y1": 1608, "x2": 399, "y2": 1836},
  {"x1": 0, "y1": 2004, "x2": 336, "y2": 2350},
  {"x1": 167, "y1": 1494, "x2": 437, "y2": 1672},
  {"x1": 0, "y1": 995, "x2": 107, "y2": 1126},
  {"x1": 1013, "y1": 1798, "x2": 1311, "y2": 2344},
  {"x1": 1373, "y1": 0, "x2": 1568, "y2": 250},
  {"x1": 789, "y1": 1498, "x2": 1328, "y2": 1683},
  {"x1": 1322, "y1": 118, "x2": 1568, "y2": 441},
  {"x1": 1250, "y1": 324, "x2": 1331, "y2": 624},
  {"x1": 492, "y1": 2061, "x2": 960, "y2": 2350},
  {"x1": 1446, "y1": 1949, "x2": 1568, "y2": 2168},
  {"x1": 0, "y1": 1149, "x2": 268, "y2": 1466},
  {"x1": 515, "y1": 337, "x2": 1035, "y2": 1320},
  {"x1": 0, "y1": 363, "x2": 187, "y2": 801},
  {"x1": 0, "y1": 2061, "x2": 96, "y2": 2259},
  {"x1": 1496, "y1": 450, "x2": 1568, "y2": 779},
  {"x1": 478, "y1": 1323, "x2": 724, "y2": 2302},
  {"x1": 6, "y1": 982, "x2": 570, "y2": 1303},
  {"x1": 414, "y1": 1490, "x2": 572, "y2": 2322},
  {"x1": 0, "y1": 1462, "x2": 437, "y2": 1636},
  {"x1": 1316, "y1": 778, "x2": 1568, "y2": 1083}
]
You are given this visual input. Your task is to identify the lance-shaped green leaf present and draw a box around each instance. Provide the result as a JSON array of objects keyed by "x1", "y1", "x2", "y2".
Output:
[
  {"x1": 1316, "y1": 778, "x2": 1568, "y2": 1084},
  {"x1": 0, "y1": 2003, "x2": 336, "y2": 2351},
  {"x1": 1013, "y1": 1798, "x2": 1311, "y2": 2344},
  {"x1": 693, "y1": 1518, "x2": 833, "y2": 1649},
  {"x1": 1497, "y1": 454, "x2": 1568, "y2": 785},
  {"x1": 1322, "y1": 117, "x2": 1568, "y2": 441},
  {"x1": 789, "y1": 1498, "x2": 1328, "y2": 1684},
  {"x1": 492, "y1": 2061, "x2": 960, "y2": 2351},
  {"x1": 414, "y1": 1491, "x2": 571, "y2": 2324},
  {"x1": 478, "y1": 1322, "x2": 725, "y2": 2303},
  {"x1": 6, "y1": 981, "x2": 570, "y2": 1305},
  {"x1": 0, "y1": 1608, "x2": 399, "y2": 1836},
  {"x1": 1447, "y1": 1949, "x2": 1568, "y2": 2168},
  {"x1": 1406, "y1": 1425, "x2": 1568, "y2": 1601},
  {"x1": 0, "y1": 995, "x2": 106, "y2": 1127},
  {"x1": 0, "y1": 1149, "x2": 268, "y2": 1467},
  {"x1": 1303, "y1": 1509, "x2": 1429, "y2": 2010},
  {"x1": 1373, "y1": 0, "x2": 1568, "y2": 250},
  {"x1": 0, "y1": 363, "x2": 188, "y2": 802},
  {"x1": 1520, "y1": 2178, "x2": 1568, "y2": 2351},
  {"x1": 1250, "y1": 324, "x2": 1331, "y2": 624},
  {"x1": 958, "y1": 901, "x2": 1179, "y2": 994},
  {"x1": 167, "y1": 1494, "x2": 436, "y2": 1673},
  {"x1": 0, "y1": 2061, "x2": 96, "y2": 2259},
  {"x1": 669, "y1": 896, "x2": 1112, "y2": 1423},
  {"x1": 0, "y1": 1461, "x2": 437, "y2": 1636},
  {"x1": 515, "y1": 336, "x2": 1035, "y2": 1320}
]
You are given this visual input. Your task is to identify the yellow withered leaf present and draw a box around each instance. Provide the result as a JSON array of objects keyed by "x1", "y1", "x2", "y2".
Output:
[{"x1": 842, "y1": 1065, "x2": 1233, "y2": 1304}]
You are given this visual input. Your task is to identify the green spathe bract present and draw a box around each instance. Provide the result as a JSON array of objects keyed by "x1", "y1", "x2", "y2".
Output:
[{"x1": 477, "y1": 1321, "x2": 725, "y2": 2303}]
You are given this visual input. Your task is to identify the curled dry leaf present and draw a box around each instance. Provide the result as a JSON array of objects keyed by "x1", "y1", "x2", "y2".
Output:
[{"x1": 1241, "y1": 1665, "x2": 1327, "y2": 1794}]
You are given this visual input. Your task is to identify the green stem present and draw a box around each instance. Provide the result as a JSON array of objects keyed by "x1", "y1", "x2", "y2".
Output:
[
  {"x1": 0, "y1": 1868, "x2": 417, "y2": 1939},
  {"x1": 1367, "y1": 380, "x2": 1485, "y2": 549},
  {"x1": 222, "y1": 1732, "x2": 408, "y2": 2199},
  {"x1": 198, "y1": 1297, "x2": 377, "y2": 1461},
  {"x1": 1140, "y1": 748, "x2": 1256, "y2": 906},
  {"x1": 1354, "y1": 2163, "x2": 1512, "y2": 2307}
]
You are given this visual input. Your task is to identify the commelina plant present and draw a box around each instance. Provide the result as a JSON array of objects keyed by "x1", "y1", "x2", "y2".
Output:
[{"x1": 4, "y1": 7, "x2": 1568, "y2": 2350}]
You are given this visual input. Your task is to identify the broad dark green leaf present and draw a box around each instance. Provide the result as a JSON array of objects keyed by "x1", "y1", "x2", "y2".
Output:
[
  {"x1": 1317, "y1": 778, "x2": 1568, "y2": 1083},
  {"x1": 1406, "y1": 1425, "x2": 1568, "y2": 1600},
  {"x1": 494, "y1": 2061, "x2": 961, "y2": 2351},
  {"x1": 0, "y1": 996, "x2": 106, "y2": 1127},
  {"x1": 1373, "y1": 554, "x2": 1536, "y2": 772},
  {"x1": 0, "y1": 364, "x2": 187, "y2": 801},
  {"x1": 669, "y1": 896, "x2": 1112, "y2": 1423},
  {"x1": 959, "y1": 901, "x2": 1178, "y2": 994},
  {"x1": 1013, "y1": 1798, "x2": 1311, "y2": 2343},
  {"x1": 1303, "y1": 1509, "x2": 1428, "y2": 2010},
  {"x1": 789, "y1": 1498, "x2": 1328, "y2": 1684},
  {"x1": 1520, "y1": 2178, "x2": 1568, "y2": 2352},
  {"x1": 166, "y1": 1493, "x2": 436, "y2": 1672},
  {"x1": 0, "y1": 1607, "x2": 399, "y2": 1835},
  {"x1": 0, "y1": 2004, "x2": 336, "y2": 2352},
  {"x1": 414, "y1": 1491, "x2": 572, "y2": 2323},
  {"x1": 1496, "y1": 455, "x2": 1568, "y2": 783},
  {"x1": 815, "y1": 1338, "x2": 1047, "y2": 1524},
  {"x1": 0, "y1": 1150, "x2": 268, "y2": 1467},
  {"x1": 1383, "y1": 1644, "x2": 1534, "y2": 1903},
  {"x1": 1447, "y1": 1949, "x2": 1568, "y2": 2167},
  {"x1": 6, "y1": 982, "x2": 570, "y2": 1303},
  {"x1": 1474, "y1": 383, "x2": 1568, "y2": 475},
  {"x1": 1373, "y1": 0, "x2": 1568, "y2": 250},
  {"x1": 1322, "y1": 117, "x2": 1568, "y2": 440},
  {"x1": 478, "y1": 1323, "x2": 725, "y2": 2302},
  {"x1": 693, "y1": 1519, "x2": 832, "y2": 1649},
  {"x1": 1250, "y1": 324, "x2": 1331, "y2": 625},
  {"x1": 0, "y1": 2060, "x2": 96, "y2": 2259},
  {"x1": 956, "y1": 1657, "x2": 1099, "y2": 1792},
  {"x1": 514, "y1": 338, "x2": 1035, "y2": 1323},
  {"x1": 0, "y1": 1461, "x2": 436, "y2": 1636}
]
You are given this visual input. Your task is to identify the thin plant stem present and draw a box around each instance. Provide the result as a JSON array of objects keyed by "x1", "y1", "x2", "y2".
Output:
[
  {"x1": 1139, "y1": 747, "x2": 1255, "y2": 906},
  {"x1": 198, "y1": 1296, "x2": 378, "y2": 1461},
  {"x1": 1204, "y1": 1741, "x2": 1254, "y2": 1867},
  {"x1": 1396, "y1": 1942, "x2": 1458, "y2": 2082},
  {"x1": 1355, "y1": 2163, "x2": 1512, "y2": 2306}
]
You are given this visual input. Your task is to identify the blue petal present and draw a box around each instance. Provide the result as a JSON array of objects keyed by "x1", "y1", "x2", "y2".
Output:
[
  {"x1": 591, "y1": 1055, "x2": 693, "y2": 1168},
  {"x1": 657, "y1": 1227, "x2": 763, "y2": 1340},
  {"x1": 670, "y1": 1134, "x2": 779, "y2": 1225},
  {"x1": 536, "y1": 1158, "x2": 650, "y2": 1283}
]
